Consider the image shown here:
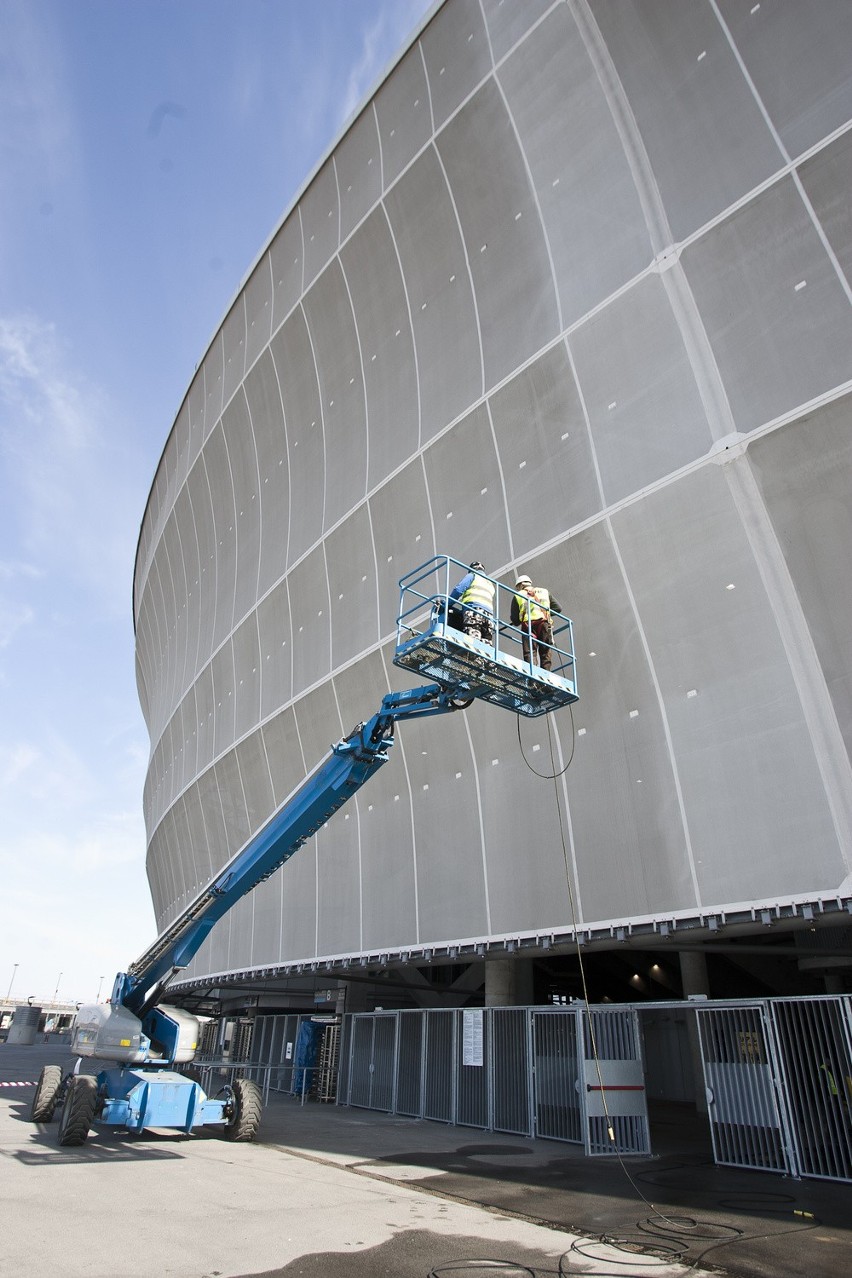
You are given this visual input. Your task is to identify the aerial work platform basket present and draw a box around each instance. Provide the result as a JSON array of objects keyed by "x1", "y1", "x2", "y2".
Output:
[{"x1": 394, "y1": 555, "x2": 578, "y2": 718}]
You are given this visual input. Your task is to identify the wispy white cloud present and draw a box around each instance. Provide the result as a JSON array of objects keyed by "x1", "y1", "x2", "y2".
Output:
[
  {"x1": 8, "y1": 807, "x2": 146, "y2": 875},
  {"x1": 0, "y1": 597, "x2": 34, "y2": 650},
  {"x1": 0, "y1": 558, "x2": 42, "y2": 580},
  {"x1": 338, "y1": 3, "x2": 429, "y2": 129},
  {"x1": 0, "y1": 731, "x2": 96, "y2": 809},
  {"x1": 0, "y1": 741, "x2": 39, "y2": 788},
  {"x1": 0, "y1": 4, "x2": 77, "y2": 281},
  {"x1": 0, "y1": 4, "x2": 73, "y2": 162},
  {"x1": 0, "y1": 313, "x2": 143, "y2": 617},
  {"x1": 0, "y1": 314, "x2": 97, "y2": 452}
]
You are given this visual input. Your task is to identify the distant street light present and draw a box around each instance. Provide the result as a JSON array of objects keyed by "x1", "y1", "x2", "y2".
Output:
[
  {"x1": 52, "y1": 972, "x2": 63, "y2": 1005},
  {"x1": 96, "y1": 976, "x2": 105, "y2": 1002},
  {"x1": 5, "y1": 963, "x2": 18, "y2": 1000}
]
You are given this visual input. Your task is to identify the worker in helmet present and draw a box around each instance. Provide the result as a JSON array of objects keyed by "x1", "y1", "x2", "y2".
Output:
[
  {"x1": 450, "y1": 561, "x2": 495, "y2": 643},
  {"x1": 511, "y1": 574, "x2": 563, "y2": 671}
]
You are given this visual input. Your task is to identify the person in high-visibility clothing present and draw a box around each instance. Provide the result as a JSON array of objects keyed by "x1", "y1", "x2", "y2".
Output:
[
  {"x1": 450, "y1": 561, "x2": 495, "y2": 643},
  {"x1": 511, "y1": 574, "x2": 563, "y2": 670}
]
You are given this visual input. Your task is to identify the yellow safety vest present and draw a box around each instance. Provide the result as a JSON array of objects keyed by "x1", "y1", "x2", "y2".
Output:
[
  {"x1": 461, "y1": 574, "x2": 494, "y2": 611},
  {"x1": 516, "y1": 587, "x2": 551, "y2": 625}
]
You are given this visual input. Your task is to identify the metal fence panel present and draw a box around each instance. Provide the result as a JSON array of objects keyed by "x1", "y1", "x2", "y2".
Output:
[
  {"x1": 319, "y1": 996, "x2": 852, "y2": 1183},
  {"x1": 425, "y1": 1010, "x2": 455, "y2": 1122},
  {"x1": 396, "y1": 1010, "x2": 424, "y2": 1117},
  {"x1": 347, "y1": 1014, "x2": 377, "y2": 1108},
  {"x1": 337, "y1": 1014, "x2": 352, "y2": 1103},
  {"x1": 769, "y1": 996, "x2": 852, "y2": 1182},
  {"x1": 581, "y1": 1009, "x2": 649, "y2": 1156},
  {"x1": 456, "y1": 1008, "x2": 488, "y2": 1128},
  {"x1": 492, "y1": 1008, "x2": 531, "y2": 1135},
  {"x1": 371, "y1": 1014, "x2": 397, "y2": 1112},
  {"x1": 532, "y1": 1009, "x2": 581, "y2": 1142},
  {"x1": 696, "y1": 1004, "x2": 789, "y2": 1173}
]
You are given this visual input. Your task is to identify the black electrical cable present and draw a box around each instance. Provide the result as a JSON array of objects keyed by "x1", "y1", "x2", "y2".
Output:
[
  {"x1": 516, "y1": 703, "x2": 575, "y2": 778},
  {"x1": 428, "y1": 1263, "x2": 537, "y2": 1276},
  {"x1": 519, "y1": 710, "x2": 693, "y2": 1249},
  {"x1": 505, "y1": 708, "x2": 823, "y2": 1278}
]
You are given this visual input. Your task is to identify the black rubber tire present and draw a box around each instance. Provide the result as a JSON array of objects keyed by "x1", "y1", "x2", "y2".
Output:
[
  {"x1": 57, "y1": 1075, "x2": 98, "y2": 1147},
  {"x1": 222, "y1": 1078, "x2": 262, "y2": 1142},
  {"x1": 31, "y1": 1065, "x2": 63, "y2": 1122}
]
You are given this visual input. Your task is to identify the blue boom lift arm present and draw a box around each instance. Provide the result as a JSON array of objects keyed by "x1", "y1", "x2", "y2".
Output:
[
  {"x1": 30, "y1": 682, "x2": 474, "y2": 1146},
  {"x1": 116, "y1": 682, "x2": 470, "y2": 1021},
  {"x1": 30, "y1": 558, "x2": 577, "y2": 1145}
]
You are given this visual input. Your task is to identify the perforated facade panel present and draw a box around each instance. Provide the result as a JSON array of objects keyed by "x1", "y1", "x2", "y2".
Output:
[{"x1": 134, "y1": 0, "x2": 852, "y2": 985}]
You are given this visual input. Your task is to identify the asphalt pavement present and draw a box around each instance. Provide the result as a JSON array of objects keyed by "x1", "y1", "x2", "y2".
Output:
[{"x1": 2, "y1": 1040, "x2": 850, "y2": 1278}]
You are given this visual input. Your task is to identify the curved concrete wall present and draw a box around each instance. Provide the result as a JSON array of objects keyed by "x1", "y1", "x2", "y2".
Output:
[{"x1": 134, "y1": 0, "x2": 852, "y2": 983}]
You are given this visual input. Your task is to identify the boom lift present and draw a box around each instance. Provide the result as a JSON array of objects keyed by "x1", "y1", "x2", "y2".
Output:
[{"x1": 30, "y1": 557, "x2": 577, "y2": 1145}]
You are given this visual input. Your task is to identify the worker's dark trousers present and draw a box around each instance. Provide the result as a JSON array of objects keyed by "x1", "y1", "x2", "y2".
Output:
[{"x1": 522, "y1": 619, "x2": 553, "y2": 670}]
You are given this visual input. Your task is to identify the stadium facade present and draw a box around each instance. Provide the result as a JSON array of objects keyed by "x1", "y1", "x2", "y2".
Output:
[{"x1": 134, "y1": 0, "x2": 852, "y2": 1013}]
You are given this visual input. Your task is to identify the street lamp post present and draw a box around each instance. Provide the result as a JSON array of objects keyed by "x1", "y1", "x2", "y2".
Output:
[
  {"x1": 96, "y1": 975, "x2": 105, "y2": 1002},
  {"x1": 52, "y1": 972, "x2": 62, "y2": 1005},
  {"x1": 5, "y1": 963, "x2": 18, "y2": 1001}
]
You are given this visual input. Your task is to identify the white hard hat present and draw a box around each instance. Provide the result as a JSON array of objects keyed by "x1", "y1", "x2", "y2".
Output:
[{"x1": 515, "y1": 575, "x2": 532, "y2": 588}]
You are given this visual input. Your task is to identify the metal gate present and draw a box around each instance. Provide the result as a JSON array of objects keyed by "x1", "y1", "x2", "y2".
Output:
[
  {"x1": 769, "y1": 995, "x2": 852, "y2": 1181},
  {"x1": 695, "y1": 1002, "x2": 791, "y2": 1173},
  {"x1": 532, "y1": 1008, "x2": 581, "y2": 1142},
  {"x1": 580, "y1": 1007, "x2": 650, "y2": 1155},
  {"x1": 492, "y1": 1008, "x2": 531, "y2": 1134},
  {"x1": 347, "y1": 1012, "x2": 397, "y2": 1111}
]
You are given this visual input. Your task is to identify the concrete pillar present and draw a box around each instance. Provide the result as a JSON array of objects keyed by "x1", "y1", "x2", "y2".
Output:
[
  {"x1": 485, "y1": 957, "x2": 534, "y2": 1007},
  {"x1": 679, "y1": 951, "x2": 710, "y2": 1113}
]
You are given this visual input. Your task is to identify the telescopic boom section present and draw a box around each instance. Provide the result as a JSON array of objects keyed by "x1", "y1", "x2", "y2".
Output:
[{"x1": 115, "y1": 683, "x2": 467, "y2": 1018}]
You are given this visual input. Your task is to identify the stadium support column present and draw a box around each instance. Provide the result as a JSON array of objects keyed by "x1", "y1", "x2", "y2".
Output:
[
  {"x1": 680, "y1": 951, "x2": 710, "y2": 1114},
  {"x1": 485, "y1": 957, "x2": 534, "y2": 1007}
]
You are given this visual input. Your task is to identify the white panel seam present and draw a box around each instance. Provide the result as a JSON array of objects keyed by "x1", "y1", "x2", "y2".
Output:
[
  {"x1": 570, "y1": 0, "x2": 672, "y2": 257},
  {"x1": 321, "y1": 540, "x2": 334, "y2": 706},
  {"x1": 217, "y1": 421, "x2": 241, "y2": 674},
  {"x1": 380, "y1": 645, "x2": 421, "y2": 941},
  {"x1": 332, "y1": 151, "x2": 342, "y2": 253},
  {"x1": 660, "y1": 261, "x2": 738, "y2": 444},
  {"x1": 431, "y1": 138, "x2": 486, "y2": 398},
  {"x1": 725, "y1": 457, "x2": 852, "y2": 874},
  {"x1": 381, "y1": 201, "x2": 423, "y2": 451},
  {"x1": 169, "y1": 495, "x2": 191, "y2": 706},
  {"x1": 551, "y1": 716, "x2": 584, "y2": 923},
  {"x1": 331, "y1": 679, "x2": 362, "y2": 952},
  {"x1": 200, "y1": 451, "x2": 220, "y2": 721},
  {"x1": 484, "y1": 398, "x2": 513, "y2": 564},
  {"x1": 267, "y1": 339, "x2": 294, "y2": 573},
  {"x1": 241, "y1": 381, "x2": 264, "y2": 612},
  {"x1": 366, "y1": 490, "x2": 382, "y2": 646},
  {"x1": 493, "y1": 59, "x2": 564, "y2": 335},
  {"x1": 337, "y1": 252, "x2": 371, "y2": 508},
  {"x1": 607, "y1": 519, "x2": 703, "y2": 910},
  {"x1": 417, "y1": 37, "x2": 436, "y2": 136},
  {"x1": 709, "y1": 0, "x2": 852, "y2": 308},
  {"x1": 461, "y1": 710, "x2": 492, "y2": 936},
  {"x1": 372, "y1": 99, "x2": 384, "y2": 194},
  {"x1": 299, "y1": 298, "x2": 328, "y2": 534}
]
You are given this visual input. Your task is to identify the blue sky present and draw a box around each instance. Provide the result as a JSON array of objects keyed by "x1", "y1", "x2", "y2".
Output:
[{"x1": 0, "y1": 0, "x2": 433, "y2": 1007}]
